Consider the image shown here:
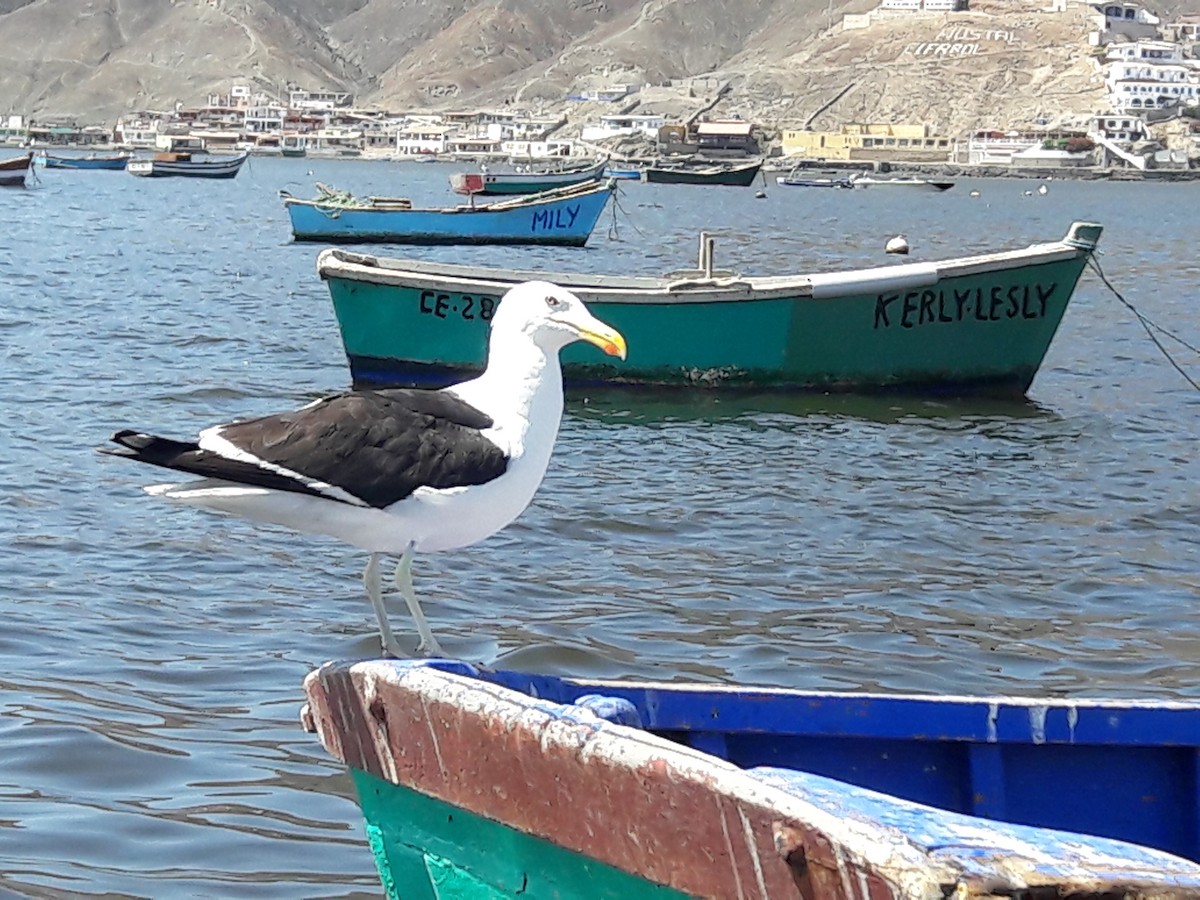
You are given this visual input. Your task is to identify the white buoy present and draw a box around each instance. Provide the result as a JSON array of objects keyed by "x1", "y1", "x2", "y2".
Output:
[
  {"x1": 1023, "y1": 189, "x2": 1033, "y2": 196},
  {"x1": 1038, "y1": 184, "x2": 1048, "y2": 195},
  {"x1": 969, "y1": 190, "x2": 981, "y2": 198},
  {"x1": 885, "y1": 234, "x2": 909, "y2": 255},
  {"x1": 754, "y1": 190, "x2": 766, "y2": 199}
]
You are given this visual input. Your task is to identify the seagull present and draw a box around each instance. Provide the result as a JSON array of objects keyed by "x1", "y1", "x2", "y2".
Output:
[
  {"x1": 885, "y1": 234, "x2": 910, "y2": 255},
  {"x1": 99, "y1": 282, "x2": 627, "y2": 658}
]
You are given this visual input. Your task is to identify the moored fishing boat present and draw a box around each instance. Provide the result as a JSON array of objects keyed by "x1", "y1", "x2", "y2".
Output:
[
  {"x1": 281, "y1": 178, "x2": 616, "y2": 246},
  {"x1": 851, "y1": 173, "x2": 955, "y2": 192},
  {"x1": 449, "y1": 157, "x2": 606, "y2": 196},
  {"x1": 642, "y1": 157, "x2": 764, "y2": 186},
  {"x1": 302, "y1": 658, "x2": 1200, "y2": 899},
  {"x1": 41, "y1": 151, "x2": 131, "y2": 171},
  {"x1": 775, "y1": 170, "x2": 854, "y2": 188},
  {"x1": 316, "y1": 221, "x2": 1103, "y2": 395},
  {"x1": 127, "y1": 151, "x2": 248, "y2": 179},
  {"x1": 280, "y1": 133, "x2": 307, "y2": 158},
  {"x1": 0, "y1": 151, "x2": 33, "y2": 187}
]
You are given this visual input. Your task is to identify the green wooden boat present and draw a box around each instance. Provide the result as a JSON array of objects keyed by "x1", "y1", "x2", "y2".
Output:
[{"x1": 317, "y1": 222, "x2": 1102, "y2": 396}]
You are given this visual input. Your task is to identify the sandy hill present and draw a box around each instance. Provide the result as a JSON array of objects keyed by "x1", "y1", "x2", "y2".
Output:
[{"x1": 0, "y1": 0, "x2": 1197, "y2": 131}]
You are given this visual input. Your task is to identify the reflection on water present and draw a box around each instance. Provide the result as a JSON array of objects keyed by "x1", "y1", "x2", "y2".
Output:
[{"x1": 0, "y1": 160, "x2": 1197, "y2": 894}]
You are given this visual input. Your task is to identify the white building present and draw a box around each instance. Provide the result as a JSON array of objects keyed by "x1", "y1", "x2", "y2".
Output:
[
  {"x1": 879, "y1": 0, "x2": 967, "y2": 9},
  {"x1": 1089, "y1": 2, "x2": 1160, "y2": 46},
  {"x1": 1106, "y1": 58, "x2": 1200, "y2": 111},
  {"x1": 580, "y1": 114, "x2": 666, "y2": 142},
  {"x1": 396, "y1": 125, "x2": 449, "y2": 156},
  {"x1": 1104, "y1": 39, "x2": 1184, "y2": 63},
  {"x1": 1089, "y1": 114, "x2": 1149, "y2": 143},
  {"x1": 288, "y1": 88, "x2": 354, "y2": 111},
  {"x1": 243, "y1": 103, "x2": 287, "y2": 135}
]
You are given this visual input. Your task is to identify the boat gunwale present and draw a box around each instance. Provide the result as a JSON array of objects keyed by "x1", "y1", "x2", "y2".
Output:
[
  {"x1": 283, "y1": 177, "x2": 615, "y2": 217},
  {"x1": 316, "y1": 222, "x2": 1101, "y2": 305}
]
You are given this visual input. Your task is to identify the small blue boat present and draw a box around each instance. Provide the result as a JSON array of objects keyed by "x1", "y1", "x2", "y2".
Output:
[
  {"x1": 304, "y1": 659, "x2": 1200, "y2": 898},
  {"x1": 41, "y1": 151, "x2": 131, "y2": 170},
  {"x1": 604, "y1": 164, "x2": 645, "y2": 180},
  {"x1": 280, "y1": 178, "x2": 616, "y2": 246}
]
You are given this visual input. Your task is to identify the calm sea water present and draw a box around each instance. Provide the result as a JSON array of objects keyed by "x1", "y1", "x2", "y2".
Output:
[{"x1": 1, "y1": 157, "x2": 1198, "y2": 896}]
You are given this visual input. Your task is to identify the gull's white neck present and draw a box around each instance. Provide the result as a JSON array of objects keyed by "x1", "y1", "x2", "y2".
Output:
[{"x1": 450, "y1": 331, "x2": 564, "y2": 461}]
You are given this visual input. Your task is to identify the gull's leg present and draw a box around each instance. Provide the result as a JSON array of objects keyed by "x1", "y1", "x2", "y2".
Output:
[
  {"x1": 363, "y1": 552, "x2": 405, "y2": 658},
  {"x1": 394, "y1": 542, "x2": 446, "y2": 658}
]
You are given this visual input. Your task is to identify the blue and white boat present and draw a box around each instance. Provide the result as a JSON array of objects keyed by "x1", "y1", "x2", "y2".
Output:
[
  {"x1": 41, "y1": 151, "x2": 131, "y2": 171},
  {"x1": 304, "y1": 659, "x2": 1200, "y2": 899},
  {"x1": 127, "y1": 151, "x2": 247, "y2": 179},
  {"x1": 280, "y1": 178, "x2": 617, "y2": 246}
]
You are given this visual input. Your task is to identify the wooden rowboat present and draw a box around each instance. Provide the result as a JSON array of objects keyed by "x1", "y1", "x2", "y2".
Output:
[
  {"x1": 449, "y1": 158, "x2": 607, "y2": 196},
  {"x1": 317, "y1": 221, "x2": 1102, "y2": 396},
  {"x1": 0, "y1": 151, "x2": 33, "y2": 187},
  {"x1": 281, "y1": 178, "x2": 616, "y2": 246},
  {"x1": 126, "y1": 151, "x2": 248, "y2": 179},
  {"x1": 302, "y1": 659, "x2": 1200, "y2": 899},
  {"x1": 643, "y1": 158, "x2": 764, "y2": 186},
  {"x1": 41, "y1": 151, "x2": 131, "y2": 171}
]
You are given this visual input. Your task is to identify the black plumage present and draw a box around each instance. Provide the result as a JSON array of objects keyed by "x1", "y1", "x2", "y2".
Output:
[{"x1": 102, "y1": 387, "x2": 509, "y2": 509}]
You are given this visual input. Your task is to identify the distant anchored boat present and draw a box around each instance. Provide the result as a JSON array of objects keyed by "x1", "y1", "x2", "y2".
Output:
[
  {"x1": 317, "y1": 221, "x2": 1103, "y2": 395},
  {"x1": 852, "y1": 173, "x2": 956, "y2": 191},
  {"x1": 642, "y1": 157, "x2": 764, "y2": 186},
  {"x1": 281, "y1": 178, "x2": 616, "y2": 246},
  {"x1": 127, "y1": 151, "x2": 248, "y2": 179},
  {"x1": 449, "y1": 158, "x2": 606, "y2": 196},
  {"x1": 0, "y1": 151, "x2": 33, "y2": 187},
  {"x1": 41, "y1": 151, "x2": 132, "y2": 171}
]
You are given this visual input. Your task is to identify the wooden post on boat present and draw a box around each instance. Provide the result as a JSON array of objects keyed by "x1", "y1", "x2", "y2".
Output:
[{"x1": 697, "y1": 231, "x2": 715, "y2": 278}]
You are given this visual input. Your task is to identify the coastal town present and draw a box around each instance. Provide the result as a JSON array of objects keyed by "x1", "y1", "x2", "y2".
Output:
[{"x1": 3, "y1": 0, "x2": 1200, "y2": 174}]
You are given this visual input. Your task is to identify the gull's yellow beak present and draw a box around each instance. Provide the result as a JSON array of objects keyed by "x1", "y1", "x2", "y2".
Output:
[{"x1": 577, "y1": 319, "x2": 627, "y2": 360}]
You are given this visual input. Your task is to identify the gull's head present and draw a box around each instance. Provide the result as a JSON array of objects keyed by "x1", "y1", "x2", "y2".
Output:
[{"x1": 490, "y1": 280, "x2": 627, "y2": 360}]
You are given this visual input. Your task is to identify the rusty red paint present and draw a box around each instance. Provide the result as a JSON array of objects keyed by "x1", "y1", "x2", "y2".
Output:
[{"x1": 303, "y1": 663, "x2": 907, "y2": 900}]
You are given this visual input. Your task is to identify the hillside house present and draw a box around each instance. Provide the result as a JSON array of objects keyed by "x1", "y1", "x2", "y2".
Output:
[
  {"x1": 580, "y1": 114, "x2": 666, "y2": 142},
  {"x1": 1089, "y1": 2, "x2": 1160, "y2": 46}
]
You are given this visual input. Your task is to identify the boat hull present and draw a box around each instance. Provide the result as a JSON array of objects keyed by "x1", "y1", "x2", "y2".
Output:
[
  {"x1": 286, "y1": 180, "x2": 615, "y2": 245},
  {"x1": 318, "y1": 222, "x2": 1101, "y2": 395},
  {"x1": 643, "y1": 160, "x2": 763, "y2": 186},
  {"x1": 303, "y1": 660, "x2": 1200, "y2": 900},
  {"x1": 127, "y1": 153, "x2": 247, "y2": 178},
  {"x1": 43, "y1": 154, "x2": 130, "y2": 170},
  {"x1": 449, "y1": 160, "x2": 606, "y2": 196},
  {"x1": 0, "y1": 152, "x2": 32, "y2": 186}
]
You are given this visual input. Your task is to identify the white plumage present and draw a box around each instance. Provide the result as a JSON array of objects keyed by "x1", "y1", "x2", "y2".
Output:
[{"x1": 103, "y1": 281, "x2": 627, "y2": 657}]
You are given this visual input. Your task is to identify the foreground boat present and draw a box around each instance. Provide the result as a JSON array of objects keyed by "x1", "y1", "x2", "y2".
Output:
[
  {"x1": 41, "y1": 151, "x2": 131, "y2": 171},
  {"x1": 643, "y1": 158, "x2": 764, "y2": 186},
  {"x1": 127, "y1": 151, "x2": 248, "y2": 179},
  {"x1": 317, "y1": 221, "x2": 1102, "y2": 395},
  {"x1": 0, "y1": 151, "x2": 33, "y2": 187},
  {"x1": 449, "y1": 158, "x2": 606, "y2": 196},
  {"x1": 303, "y1": 659, "x2": 1200, "y2": 899},
  {"x1": 282, "y1": 179, "x2": 616, "y2": 246}
]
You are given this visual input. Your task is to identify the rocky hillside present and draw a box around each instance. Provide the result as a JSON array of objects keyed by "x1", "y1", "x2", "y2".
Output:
[{"x1": 1, "y1": 0, "x2": 1198, "y2": 132}]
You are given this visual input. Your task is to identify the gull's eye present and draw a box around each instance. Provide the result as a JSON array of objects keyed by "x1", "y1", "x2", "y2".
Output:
[{"x1": 545, "y1": 295, "x2": 562, "y2": 309}]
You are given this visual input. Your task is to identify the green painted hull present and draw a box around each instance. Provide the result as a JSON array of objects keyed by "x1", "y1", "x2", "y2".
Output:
[
  {"x1": 322, "y1": 224, "x2": 1099, "y2": 395},
  {"x1": 350, "y1": 769, "x2": 689, "y2": 899}
]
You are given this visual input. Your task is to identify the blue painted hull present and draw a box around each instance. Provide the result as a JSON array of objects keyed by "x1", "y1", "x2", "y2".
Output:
[
  {"x1": 43, "y1": 154, "x2": 130, "y2": 170},
  {"x1": 305, "y1": 659, "x2": 1200, "y2": 896},
  {"x1": 434, "y1": 661, "x2": 1200, "y2": 864},
  {"x1": 284, "y1": 180, "x2": 615, "y2": 246}
]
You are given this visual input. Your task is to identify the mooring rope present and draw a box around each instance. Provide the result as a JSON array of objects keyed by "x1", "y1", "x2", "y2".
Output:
[
  {"x1": 608, "y1": 184, "x2": 645, "y2": 241},
  {"x1": 1088, "y1": 253, "x2": 1200, "y2": 392}
]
